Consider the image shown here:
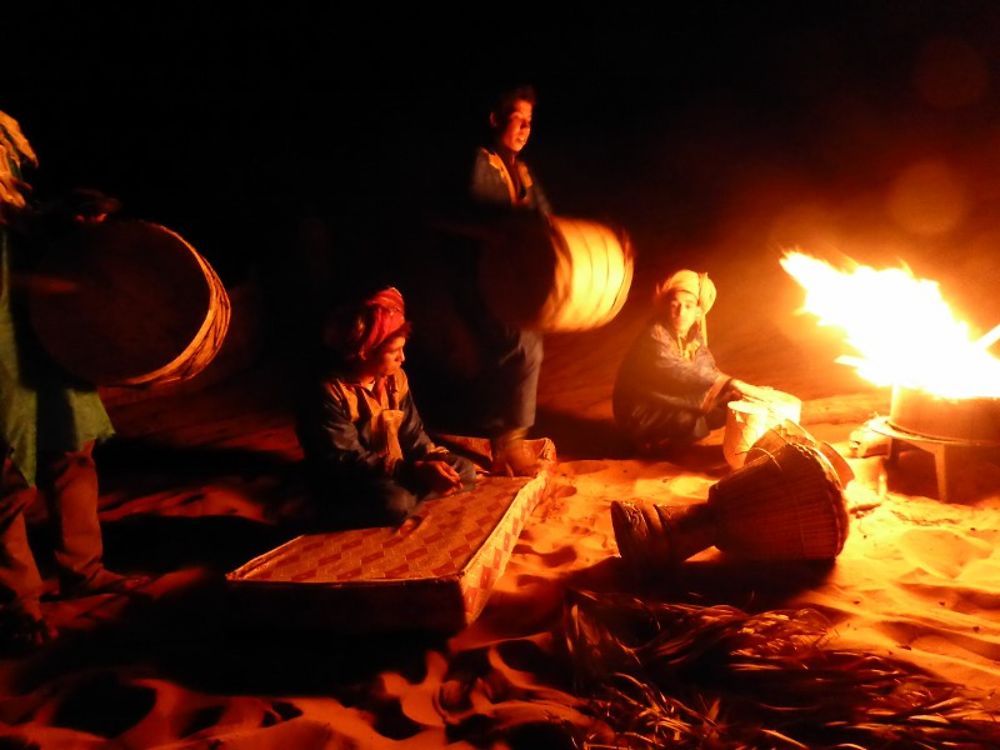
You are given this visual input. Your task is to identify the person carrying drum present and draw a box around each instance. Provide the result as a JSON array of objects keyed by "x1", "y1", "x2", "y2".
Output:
[
  {"x1": 296, "y1": 287, "x2": 477, "y2": 527},
  {"x1": 613, "y1": 270, "x2": 766, "y2": 451},
  {"x1": 0, "y1": 112, "x2": 146, "y2": 653},
  {"x1": 467, "y1": 84, "x2": 550, "y2": 476}
]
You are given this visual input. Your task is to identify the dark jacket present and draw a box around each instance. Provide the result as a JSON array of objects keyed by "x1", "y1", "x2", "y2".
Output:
[
  {"x1": 470, "y1": 147, "x2": 551, "y2": 215},
  {"x1": 296, "y1": 367, "x2": 446, "y2": 485}
]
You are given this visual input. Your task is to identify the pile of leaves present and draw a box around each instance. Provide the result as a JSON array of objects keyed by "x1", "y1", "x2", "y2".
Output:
[{"x1": 563, "y1": 590, "x2": 1000, "y2": 749}]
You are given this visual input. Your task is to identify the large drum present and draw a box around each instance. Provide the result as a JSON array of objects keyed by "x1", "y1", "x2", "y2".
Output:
[
  {"x1": 29, "y1": 219, "x2": 230, "y2": 387},
  {"x1": 612, "y1": 442, "x2": 850, "y2": 575},
  {"x1": 479, "y1": 214, "x2": 633, "y2": 332}
]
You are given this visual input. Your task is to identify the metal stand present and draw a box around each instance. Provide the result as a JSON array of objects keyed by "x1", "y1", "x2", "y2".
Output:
[{"x1": 872, "y1": 416, "x2": 1000, "y2": 502}]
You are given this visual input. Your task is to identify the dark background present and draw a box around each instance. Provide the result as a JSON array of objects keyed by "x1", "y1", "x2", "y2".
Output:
[{"x1": 5, "y1": 2, "x2": 1000, "y2": 335}]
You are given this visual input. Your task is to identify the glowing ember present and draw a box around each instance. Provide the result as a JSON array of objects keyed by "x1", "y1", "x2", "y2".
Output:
[{"x1": 780, "y1": 251, "x2": 1000, "y2": 399}]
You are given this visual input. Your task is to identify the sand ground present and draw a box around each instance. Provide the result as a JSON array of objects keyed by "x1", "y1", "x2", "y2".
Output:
[{"x1": 1, "y1": 259, "x2": 998, "y2": 747}]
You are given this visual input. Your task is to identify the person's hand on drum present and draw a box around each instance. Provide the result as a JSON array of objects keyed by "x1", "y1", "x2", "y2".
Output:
[
  {"x1": 730, "y1": 379, "x2": 772, "y2": 403},
  {"x1": 413, "y1": 459, "x2": 464, "y2": 495}
]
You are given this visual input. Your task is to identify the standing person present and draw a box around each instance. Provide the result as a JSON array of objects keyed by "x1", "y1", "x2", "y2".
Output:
[
  {"x1": 296, "y1": 287, "x2": 477, "y2": 527},
  {"x1": 467, "y1": 85, "x2": 550, "y2": 476},
  {"x1": 613, "y1": 270, "x2": 765, "y2": 451},
  {"x1": 0, "y1": 112, "x2": 142, "y2": 653},
  {"x1": 470, "y1": 85, "x2": 551, "y2": 215}
]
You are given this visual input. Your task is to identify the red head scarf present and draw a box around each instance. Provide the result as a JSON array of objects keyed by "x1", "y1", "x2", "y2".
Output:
[
  {"x1": 356, "y1": 287, "x2": 407, "y2": 361},
  {"x1": 323, "y1": 287, "x2": 412, "y2": 367}
]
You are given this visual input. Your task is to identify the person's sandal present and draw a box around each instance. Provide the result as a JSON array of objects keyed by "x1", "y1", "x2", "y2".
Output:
[{"x1": 490, "y1": 429, "x2": 539, "y2": 477}]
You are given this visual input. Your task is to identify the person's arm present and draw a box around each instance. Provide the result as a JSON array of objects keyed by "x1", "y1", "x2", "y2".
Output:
[
  {"x1": 396, "y1": 389, "x2": 446, "y2": 461},
  {"x1": 727, "y1": 379, "x2": 772, "y2": 402},
  {"x1": 303, "y1": 382, "x2": 395, "y2": 480},
  {"x1": 394, "y1": 380, "x2": 464, "y2": 493},
  {"x1": 648, "y1": 327, "x2": 727, "y2": 392},
  {"x1": 470, "y1": 148, "x2": 505, "y2": 205},
  {"x1": 639, "y1": 327, "x2": 732, "y2": 414},
  {"x1": 523, "y1": 163, "x2": 552, "y2": 216}
]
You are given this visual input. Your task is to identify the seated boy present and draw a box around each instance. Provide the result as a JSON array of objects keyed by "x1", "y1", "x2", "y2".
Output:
[{"x1": 296, "y1": 288, "x2": 476, "y2": 526}]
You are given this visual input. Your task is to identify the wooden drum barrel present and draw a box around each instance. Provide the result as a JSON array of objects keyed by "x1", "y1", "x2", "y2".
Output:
[
  {"x1": 479, "y1": 215, "x2": 633, "y2": 332},
  {"x1": 29, "y1": 219, "x2": 230, "y2": 386}
]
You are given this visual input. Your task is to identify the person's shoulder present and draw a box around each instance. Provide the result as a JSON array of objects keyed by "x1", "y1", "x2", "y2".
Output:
[
  {"x1": 646, "y1": 323, "x2": 689, "y2": 356},
  {"x1": 317, "y1": 371, "x2": 353, "y2": 402},
  {"x1": 474, "y1": 146, "x2": 504, "y2": 172},
  {"x1": 647, "y1": 321, "x2": 672, "y2": 343}
]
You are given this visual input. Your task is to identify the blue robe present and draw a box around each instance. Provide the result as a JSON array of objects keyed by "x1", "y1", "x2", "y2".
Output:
[
  {"x1": 296, "y1": 367, "x2": 475, "y2": 525},
  {"x1": 613, "y1": 321, "x2": 732, "y2": 444}
]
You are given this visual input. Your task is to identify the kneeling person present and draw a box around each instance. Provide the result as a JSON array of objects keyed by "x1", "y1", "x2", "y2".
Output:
[
  {"x1": 613, "y1": 270, "x2": 764, "y2": 450},
  {"x1": 297, "y1": 288, "x2": 476, "y2": 526}
]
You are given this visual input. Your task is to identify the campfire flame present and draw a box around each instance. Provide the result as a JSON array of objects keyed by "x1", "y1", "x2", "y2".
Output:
[{"x1": 780, "y1": 251, "x2": 1000, "y2": 399}]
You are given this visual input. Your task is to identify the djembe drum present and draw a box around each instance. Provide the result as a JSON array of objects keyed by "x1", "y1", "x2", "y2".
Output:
[
  {"x1": 722, "y1": 389, "x2": 802, "y2": 469},
  {"x1": 29, "y1": 219, "x2": 230, "y2": 386},
  {"x1": 745, "y1": 423, "x2": 855, "y2": 489},
  {"x1": 479, "y1": 214, "x2": 633, "y2": 332},
  {"x1": 611, "y1": 442, "x2": 849, "y2": 577}
]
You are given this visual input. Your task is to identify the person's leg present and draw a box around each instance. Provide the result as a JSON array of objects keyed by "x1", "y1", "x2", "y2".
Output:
[
  {"x1": 316, "y1": 474, "x2": 420, "y2": 529},
  {"x1": 484, "y1": 326, "x2": 542, "y2": 435},
  {"x1": 38, "y1": 443, "x2": 103, "y2": 590},
  {"x1": 483, "y1": 326, "x2": 543, "y2": 476},
  {"x1": 0, "y1": 452, "x2": 55, "y2": 649},
  {"x1": 40, "y1": 443, "x2": 147, "y2": 596},
  {"x1": 627, "y1": 403, "x2": 707, "y2": 451},
  {"x1": 0, "y1": 453, "x2": 44, "y2": 613},
  {"x1": 373, "y1": 478, "x2": 420, "y2": 524}
]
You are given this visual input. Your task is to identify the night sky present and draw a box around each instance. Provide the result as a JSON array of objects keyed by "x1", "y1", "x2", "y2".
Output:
[{"x1": 6, "y1": 3, "x2": 1000, "y2": 296}]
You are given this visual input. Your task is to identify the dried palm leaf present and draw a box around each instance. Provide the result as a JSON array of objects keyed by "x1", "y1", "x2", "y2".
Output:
[{"x1": 564, "y1": 590, "x2": 1000, "y2": 749}]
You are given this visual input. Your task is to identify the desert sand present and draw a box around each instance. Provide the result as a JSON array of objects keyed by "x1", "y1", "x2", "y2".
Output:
[
  {"x1": 1, "y1": 243, "x2": 998, "y2": 748},
  {"x1": 6, "y1": 8, "x2": 1000, "y2": 745}
]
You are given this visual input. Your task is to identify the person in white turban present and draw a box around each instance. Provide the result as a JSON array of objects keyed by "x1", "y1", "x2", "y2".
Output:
[{"x1": 613, "y1": 270, "x2": 760, "y2": 449}]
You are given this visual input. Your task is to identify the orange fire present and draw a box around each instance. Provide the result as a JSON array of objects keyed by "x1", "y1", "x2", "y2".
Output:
[{"x1": 780, "y1": 251, "x2": 1000, "y2": 399}]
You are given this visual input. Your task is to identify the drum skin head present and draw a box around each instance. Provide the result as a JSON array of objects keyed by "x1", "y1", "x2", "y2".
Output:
[{"x1": 29, "y1": 219, "x2": 223, "y2": 386}]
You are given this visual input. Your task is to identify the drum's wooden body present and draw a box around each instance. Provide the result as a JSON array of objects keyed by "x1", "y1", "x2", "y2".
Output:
[
  {"x1": 612, "y1": 443, "x2": 849, "y2": 574},
  {"x1": 709, "y1": 443, "x2": 849, "y2": 560},
  {"x1": 30, "y1": 220, "x2": 230, "y2": 386}
]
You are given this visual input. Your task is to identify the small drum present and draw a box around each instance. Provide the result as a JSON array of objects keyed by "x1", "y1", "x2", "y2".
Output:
[
  {"x1": 479, "y1": 214, "x2": 633, "y2": 332},
  {"x1": 723, "y1": 389, "x2": 802, "y2": 469},
  {"x1": 29, "y1": 219, "x2": 230, "y2": 387}
]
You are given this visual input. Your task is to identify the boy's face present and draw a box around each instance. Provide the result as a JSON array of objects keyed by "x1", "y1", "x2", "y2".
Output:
[
  {"x1": 373, "y1": 336, "x2": 406, "y2": 379},
  {"x1": 668, "y1": 290, "x2": 700, "y2": 338},
  {"x1": 496, "y1": 99, "x2": 533, "y2": 153}
]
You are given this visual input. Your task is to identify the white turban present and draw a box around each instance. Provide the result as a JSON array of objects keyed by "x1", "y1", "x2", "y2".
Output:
[{"x1": 654, "y1": 270, "x2": 717, "y2": 343}]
